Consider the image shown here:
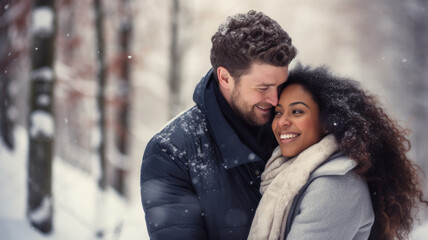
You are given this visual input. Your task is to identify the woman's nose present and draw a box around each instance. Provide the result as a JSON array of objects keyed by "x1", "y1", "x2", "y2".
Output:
[{"x1": 278, "y1": 116, "x2": 290, "y2": 127}]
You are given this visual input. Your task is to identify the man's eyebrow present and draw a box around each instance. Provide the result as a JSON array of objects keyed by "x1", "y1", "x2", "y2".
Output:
[
  {"x1": 256, "y1": 83, "x2": 277, "y2": 87},
  {"x1": 289, "y1": 101, "x2": 310, "y2": 109}
]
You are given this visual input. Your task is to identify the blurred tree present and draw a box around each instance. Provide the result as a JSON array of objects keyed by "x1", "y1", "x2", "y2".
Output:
[
  {"x1": 58, "y1": 0, "x2": 78, "y2": 63},
  {"x1": 27, "y1": 0, "x2": 56, "y2": 234},
  {"x1": 112, "y1": 0, "x2": 133, "y2": 195},
  {"x1": 0, "y1": 0, "x2": 15, "y2": 149},
  {"x1": 168, "y1": 0, "x2": 181, "y2": 119},
  {"x1": 168, "y1": 0, "x2": 191, "y2": 119},
  {"x1": 93, "y1": 0, "x2": 107, "y2": 237},
  {"x1": 56, "y1": 0, "x2": 95, "y2": 173},
  {"x1": 94, "y1": 0, "x2": 107, "y2": 191}
]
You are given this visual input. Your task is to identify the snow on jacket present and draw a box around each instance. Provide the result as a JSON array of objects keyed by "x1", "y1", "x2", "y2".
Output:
[
  {"x1": 140, "y1": 69, "x2": 272, "y2": 239},
  {"x1": 284, "y1": 153, "x2": 375, "y2": 240}
]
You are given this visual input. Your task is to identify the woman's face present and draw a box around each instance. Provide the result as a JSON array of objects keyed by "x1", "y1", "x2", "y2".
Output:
[{"x1": 272, "y1": 84, "x2": 323, "y2": 158}]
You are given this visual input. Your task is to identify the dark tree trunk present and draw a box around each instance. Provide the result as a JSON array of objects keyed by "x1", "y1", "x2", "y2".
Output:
[
  {"x1": 93, "y1": 0, "x2": 107, "y2": 191},
  {"x1": 112, "y1": 0, "x2": 133, "y2": 195},
  {"x1": 168, "y1": 0, "x2": 181, "y2": 119},
  {"x1": 93, "y1": 0, "x2": 108, "y2": 237},
  {"x1": 27, "y1": 0, "x2": 56, "y2": 234},
  {"x1": 0, "y1": 0, "x2": 15, "y2": 149}
]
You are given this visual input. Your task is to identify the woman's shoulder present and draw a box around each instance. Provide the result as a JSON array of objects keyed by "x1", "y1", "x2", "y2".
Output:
[
  {"x1": 286, "y1": 156, "x2": 374, "y2": 239},
  {"x1": 310, "y1": 153, "x2": 357, "y2": 179},
  {"x1": 292, "y1": 153, "x2": 372, "y2": 213},
  {"x1": 307, "y1": 153, "x2": 369, "y2": 198},
  {"x1": 285, "y1": 153, "x2": 374, "y2": 239}
]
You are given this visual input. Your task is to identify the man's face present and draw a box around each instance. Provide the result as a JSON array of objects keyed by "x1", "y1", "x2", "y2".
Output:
[{"x1": 229, "y1": 63, "x2": 289, "y2": 126}]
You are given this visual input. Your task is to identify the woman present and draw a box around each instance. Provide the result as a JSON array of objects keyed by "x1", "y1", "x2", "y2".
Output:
[{"x1": 248, "y1": 65, "x2": 428, "y2": 240}]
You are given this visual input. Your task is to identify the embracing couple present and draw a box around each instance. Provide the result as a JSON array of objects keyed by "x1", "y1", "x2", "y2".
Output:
[{"x1": 140, "y1": 10, "x2": 427, "y2": 240}]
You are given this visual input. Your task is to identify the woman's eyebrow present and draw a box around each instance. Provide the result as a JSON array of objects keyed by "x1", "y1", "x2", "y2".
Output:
[{"x1": 289, "y1": 101, "x2": 310, "y2": 109}]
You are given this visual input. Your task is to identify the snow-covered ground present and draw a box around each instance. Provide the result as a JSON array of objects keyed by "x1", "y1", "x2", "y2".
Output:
[{"x1": 0, "y1": 127, "x2": 149, "y2": 240}]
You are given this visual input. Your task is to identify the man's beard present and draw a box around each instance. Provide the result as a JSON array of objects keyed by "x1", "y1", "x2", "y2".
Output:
[{"x1": 230, "y1": 89, "x2": 270, "y2": 127}]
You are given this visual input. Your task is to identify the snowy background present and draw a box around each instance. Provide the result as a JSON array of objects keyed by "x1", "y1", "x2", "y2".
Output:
[
  {"x1": 1, "y1": 0, "x2": 428, "y2": 239},
  {"x1": 0, "y1": 127, "x2": 148, "y2": 239}
]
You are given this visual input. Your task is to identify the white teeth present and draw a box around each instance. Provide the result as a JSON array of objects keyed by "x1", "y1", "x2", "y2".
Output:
[
  {"x1": 256, "y1": 105, "x2": 269, "y2": 110},
  {"x1": 280, "y1": 133, "x2": 299, "y2": 139}
]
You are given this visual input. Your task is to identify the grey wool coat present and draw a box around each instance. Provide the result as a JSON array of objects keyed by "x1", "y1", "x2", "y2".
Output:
[{"x1": 284, "y1": 153, "x2": 375, "y2": 240}]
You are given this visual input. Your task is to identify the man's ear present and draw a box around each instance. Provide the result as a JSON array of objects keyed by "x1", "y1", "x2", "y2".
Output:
[{"x1": 217, "y1": 67, "x2": 233, "y2": 89}]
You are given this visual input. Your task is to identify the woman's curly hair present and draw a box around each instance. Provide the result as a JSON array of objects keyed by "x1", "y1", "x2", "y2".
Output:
[
  {"x1": 283, "y1": 64, "x2": 428, "y2": 240},
  {"x1": 210, "y1": 10, "x2": 297, "y2": 80}
]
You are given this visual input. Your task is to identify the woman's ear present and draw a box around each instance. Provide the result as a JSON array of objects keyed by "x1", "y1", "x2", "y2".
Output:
[{"x1": 321, "y1": 124, "x2": 329, "y2": 135}]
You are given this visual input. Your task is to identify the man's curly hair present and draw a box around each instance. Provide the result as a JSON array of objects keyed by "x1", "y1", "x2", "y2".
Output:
[
  {"x1": 283, "y1": 64, "x2": 428, "y2": 240},
  {"x1": 210, "y1": 10, "x2": 297, "y2": 80}
]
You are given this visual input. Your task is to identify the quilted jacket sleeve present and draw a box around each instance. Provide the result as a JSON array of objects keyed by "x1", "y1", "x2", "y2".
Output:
[
  {"x1": 286, "y1": 171, "x2": 374, "y2": 240},
  {"x1": 140, "y1": 139, "x2": 208, "y2": 240}
]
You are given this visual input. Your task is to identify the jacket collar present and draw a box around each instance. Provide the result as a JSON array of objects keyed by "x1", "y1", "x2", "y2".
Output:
[
  {"x1": 193, "y1": 69, "x2": 263, "y2": 169},
  {"x1": 310, "y1": 152, "x2": 357, "y2": 178}
]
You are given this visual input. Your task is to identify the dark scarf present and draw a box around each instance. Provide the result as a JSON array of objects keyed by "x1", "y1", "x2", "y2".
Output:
[{"x1": 212, "y1": 80, "x2": 277, "y2": 161}]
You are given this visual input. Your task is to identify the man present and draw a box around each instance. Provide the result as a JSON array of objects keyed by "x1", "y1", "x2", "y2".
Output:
[{"x1": 141, "y1": 10, "x2": 297, "y2": 239}]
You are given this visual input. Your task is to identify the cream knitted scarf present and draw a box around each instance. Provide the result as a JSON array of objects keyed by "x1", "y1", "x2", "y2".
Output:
[{"x1": 248, "y1": 134, "x2": 338, "y2": 240}]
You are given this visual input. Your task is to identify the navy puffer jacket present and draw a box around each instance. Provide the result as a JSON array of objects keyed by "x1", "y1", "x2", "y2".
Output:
[{"x1": 140, "y1": 69, "x2": 272, "y2": 239}]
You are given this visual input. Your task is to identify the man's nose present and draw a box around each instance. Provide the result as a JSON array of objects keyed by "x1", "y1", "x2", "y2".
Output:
[{"x1": 266, "y1": 89, "x2": 278, "y2": 106}]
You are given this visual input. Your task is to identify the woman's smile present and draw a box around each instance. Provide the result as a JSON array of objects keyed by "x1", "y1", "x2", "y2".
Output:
[{"x1": 272, "y1": 84, "x2": 323, "y2": 158}]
